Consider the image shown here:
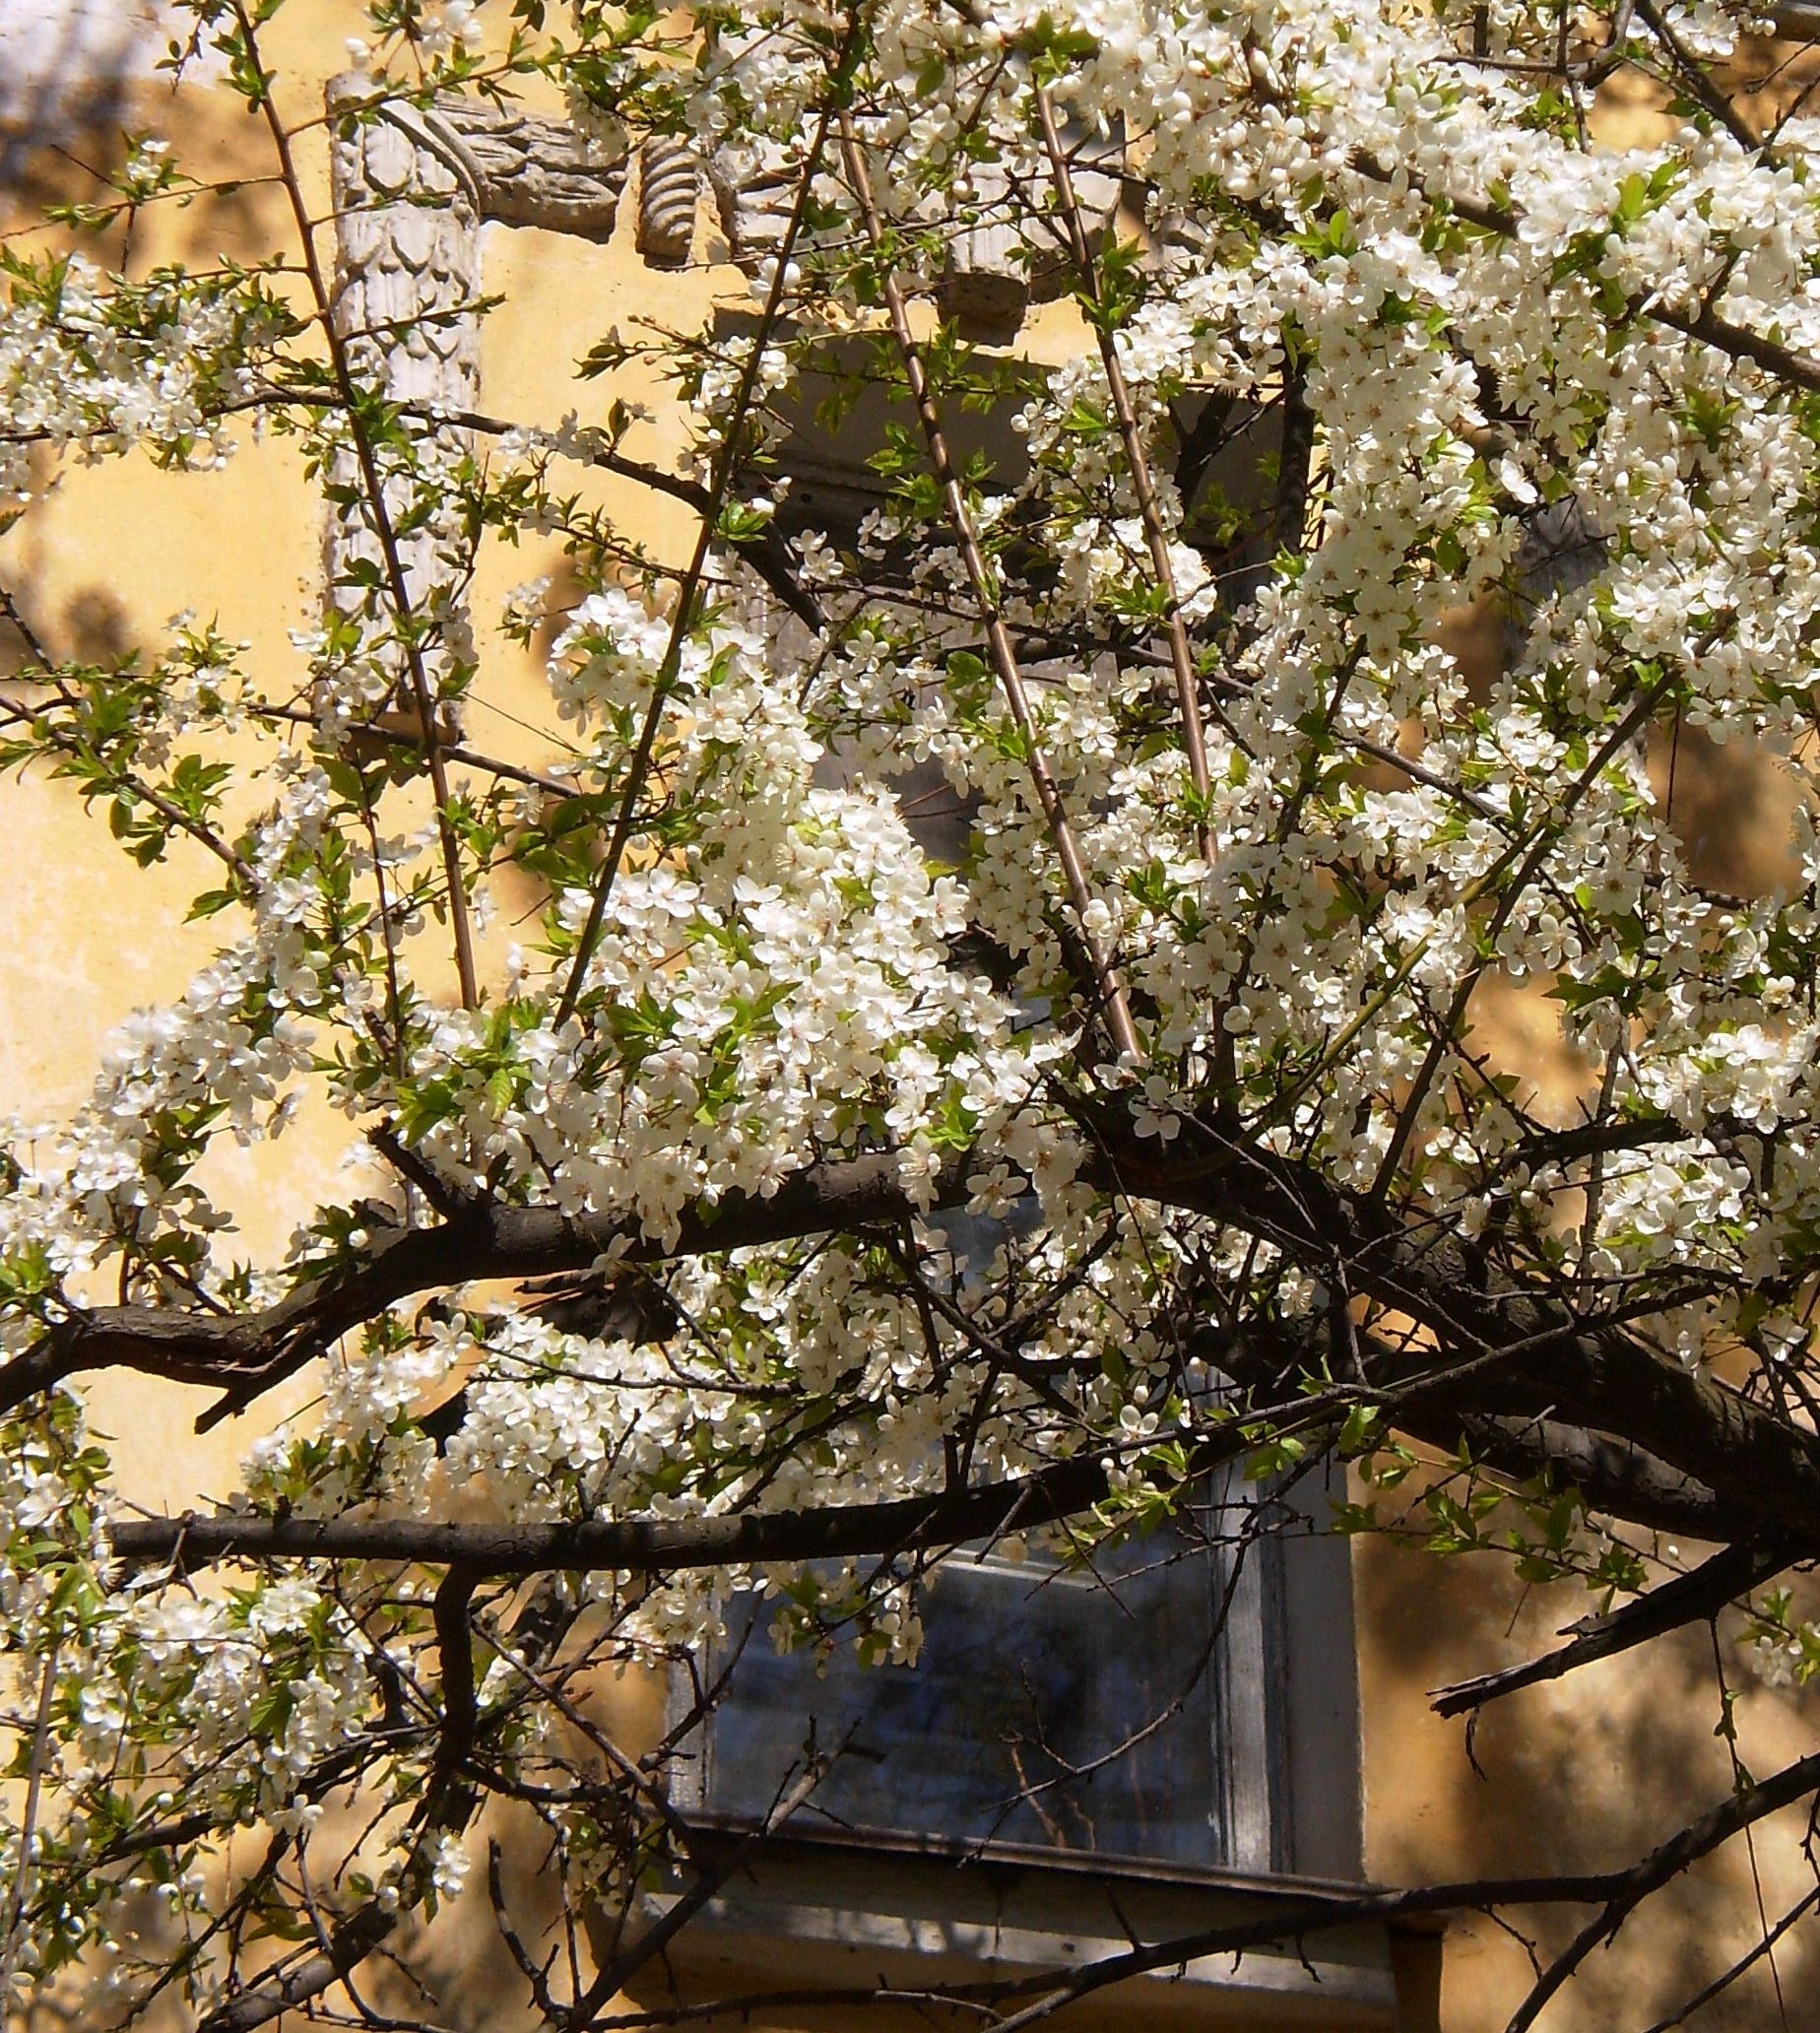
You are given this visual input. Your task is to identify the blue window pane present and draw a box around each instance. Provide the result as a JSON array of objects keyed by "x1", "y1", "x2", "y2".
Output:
[{"x1": 696, "y1": 1528, "x2": 1226, "y2": 1869}]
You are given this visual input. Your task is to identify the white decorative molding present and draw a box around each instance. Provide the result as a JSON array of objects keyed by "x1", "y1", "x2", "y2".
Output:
[
  {"x1": 430, "y1": 96, "x2": 627, "y2": 239},
  {"x1": 709, "y1": 138, "x2": 798, "y2": 275},
  {"x1": 944, "y1": 134, "x2": 1121, "y2": 338},
  {"x1": 325, "y1": 76, "x2": 483, "y2": 703},
  {"x1": 710, "y1": 133, "x2": 1121, "y2": 339},
  {"x1": 328, "y1": 78, "x2": 487, "y2": 415},
  {"x1": 324, "y1": 78, "x2": 629, "y2": 696},
  {"x1": 637, "y1": 134, "x2": 700, "y2": 266},
  {"x1": 327, "y1": 77, "x2": 629, "y2": 413},
  {"x1": 641, "y1": 1854, "x2": 1400, "y2": 2030}
]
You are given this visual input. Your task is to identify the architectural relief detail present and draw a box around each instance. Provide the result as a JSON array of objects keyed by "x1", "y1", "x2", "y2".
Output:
[
  {"x1": 711, "y1": 133, "x2": 1120, "y2": 336},
  {"x1": 636, "y1": 135, "x2": 700, "y2": 266},
  {"x1": 710, "y1": 141, "x2": 797, "y2": 274},
  {"x1": 942, "y1": 153, "x2": 1122, "y2": 336},
  {"x1": 325, "y1": 72, "x2": 482, "y2": 691},
  {"x1": 942, "y1": 166, "x2": 1035, "y2": 338},
  {"x1": 324, "y1": 77, "x2": 627, "y2": 694},
  {"x1": 328, "y1": 75, "x2": 484, "y2": 415},
  {"x1": 324, "y1": 80, "x2": 1104, "y2": 689},
  {"x1": 429, "y1": 95, "x2": 627, "y2": 239}
]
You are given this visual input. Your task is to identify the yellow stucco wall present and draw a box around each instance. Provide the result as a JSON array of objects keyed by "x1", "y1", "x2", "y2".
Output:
[{"x1": 2, "y1": 10, "x2": 1817, "y2": 2031}]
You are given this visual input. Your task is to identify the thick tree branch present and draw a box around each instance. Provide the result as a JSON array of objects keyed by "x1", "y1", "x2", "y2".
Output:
[
  {"x1": 1430, "y1": 1413, "x2": 1733, "y2": 1541},
  {"x1": 1090, "y1": 1117, "x2": 1820, "y2": 1541},
  {"x1": 196, "y1": 1902, "x2": 397, "y2": 2033},
  {"x1": 107, "y1": 1437, "x2": 1229, "y2": 1577},
  {"x1": 21, "y1": 1103, "x2": 1820, "y2": 1554},
  {"x1": 0, "y1": 1148, "x2": 961, "y2": 1426},
  {"x1": 1431, "y1": 1538, "x2": 1800, "y2": 1719}
]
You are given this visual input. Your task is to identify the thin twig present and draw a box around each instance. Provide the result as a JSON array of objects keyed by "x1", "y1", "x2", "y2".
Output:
[
  {"x1": 1033, "y1": 87, "x2": 1213, "y2": 864},
  {"x1": 0, "y1": 1637, "x2": 61, "y2": 2010},
  {"x1": 1503, "y1": 1748, "x2": 1820, "y2": 2033},
  {"x1": 233, "y1": 1, "x2": 479, "y2": 1008},
  {"x1": 552, "y1": 10, "x2": 867, "y2": 1026},
  {"x1": 839, "y1": 117, "x2": 1140, "y2": 1062}
]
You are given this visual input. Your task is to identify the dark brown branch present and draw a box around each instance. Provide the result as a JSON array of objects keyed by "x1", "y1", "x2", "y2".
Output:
[
  {"x1": 1088, "y1": 1114, "x2": 1820, "y2": 1550},
  {"x1": 107, "y1": 1439, "x2": 1215, "y2": 1579},
  {"x1": 1272, "y1": 365, "x2": 1315, "y2": 555},
  {"x1": 0, "y1": 1147, "x2": 960, "y2": 1427},
  {"x1": 17, "y1": 1103, "x2": 1820, "y2": 1552},
  {"x1": 431, "y1": 1566, "x2": 481, "y2": 1781},
  {"x1": 1630, "y1": 0, "x2": 1762, "y2": 154},
  {"x1": 1204, "y1": 1321, "x2": 1739, "y2": 1539},
  {"x1": 1440, "y1": 1413, "x2": 1731, "y2": 1541},
  {"x1": 0, "y1": 582, "x2": 53, "y2": 667},
  {"x1": 1503, "y1": 1746, "x2": 1820, "y2": 2032},
  {"x1": 197, "y1": 1901, "x2": 398, "y2": 2033},
  {"x1": 1431, "y1": 1538, "x2": 1800, "y2": 1719}
]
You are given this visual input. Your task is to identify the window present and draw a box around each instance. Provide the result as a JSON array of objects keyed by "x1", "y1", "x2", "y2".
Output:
[{"x1": 673, "y1": 1467, "x2": 1360, "y2": 1883}]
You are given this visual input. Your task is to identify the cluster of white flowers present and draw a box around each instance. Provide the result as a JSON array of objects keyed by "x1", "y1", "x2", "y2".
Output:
[
  {"x1": 0, "y1": 255, "x2": 283, "y2": 501},
  {"x1": 11, "y1": 0, "x2": 1820, "y2": 2005}
]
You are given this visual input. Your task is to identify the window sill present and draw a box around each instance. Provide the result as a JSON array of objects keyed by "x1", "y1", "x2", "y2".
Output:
[{"x1": 636, "y1": 1839, "x2": 1408, "y2": 2031}]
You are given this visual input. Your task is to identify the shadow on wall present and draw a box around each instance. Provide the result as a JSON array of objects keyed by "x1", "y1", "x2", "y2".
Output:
[
  {"x1": 1359, "y1": 1526, "x2": 1820, "y2": 2031},
  {"x1": 1649, "y1": 716, "x2": 1802, "y2": 901},
  {"x1": 0, "y1": 0, "x2": 179, "y2": 199},
  {"x1": 0, "y1": 1, "x2": 285, "y2": 280},
  {"x1": 1383, "y1": 687, "x2": 1817, "y2": 2025},
  {"x1": 0, "y1": 0, "x2": 297, "y2": 693},
  {"x1": 1378, "y1": 514, "x2": 1817, "y2": 2025},
  {"x1": 0, "y1": 575, "x2": 134, "y2": 678}
]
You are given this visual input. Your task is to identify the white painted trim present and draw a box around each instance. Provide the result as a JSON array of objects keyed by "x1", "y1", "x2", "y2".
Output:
[{"x1": 640, "y1": 1880, "x2": 1400, "y2": 2029}]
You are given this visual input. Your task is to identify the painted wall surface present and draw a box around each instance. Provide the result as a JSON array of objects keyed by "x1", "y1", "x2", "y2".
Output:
[{"x1": 0, "y1": 9, "x2": 1816, "y2": 2032}]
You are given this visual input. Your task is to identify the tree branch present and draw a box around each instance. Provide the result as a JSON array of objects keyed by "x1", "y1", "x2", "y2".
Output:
[
  {"x1": 20, "y1": 1103, "x2": 1820, "y2": 1556},
  {"x1": 1433, "y1": 1412, "x2": 1733, "y2": 1541},
  {"x1": 1431, "y1": 1538, "x2": 1800, "y2": 1719},
  {"x1": 197, "y1": 1901, "x2": 398, "y2": 2033},
  {"x1": 1089, "y1": 1114, "x2": 1820, "y2": 1549},
  {"x1": 107, "y1": 1438, "x2": 1225, "y2": 1578},
  {"x1": 0, "y1": 1147, "x2": 961, "y2": 1428},
  {"x1": 1502, "y1": 1746, "x2": 1820, "y2": 2032}
]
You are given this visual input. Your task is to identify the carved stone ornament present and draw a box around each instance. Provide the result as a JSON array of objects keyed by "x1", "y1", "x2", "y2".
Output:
[
  {"x1": 943, "y1": 127, "x2": 1123, "y2": 340},
  {"x1": 325, "y1": 71, "x2": 483, "y2": 692},
  {"x1": 708, "y1": 136, "x2": 798, "y2": 275},
  {"x1": 326, "y1": 73, "x2": 632, "y2": 408},
  {"x1": 321, "y1": 75, "x2": 1116, "y2": 691},
  {"x1": 324, "y1": 75, "x2": 631, "y2": 698},
  {"x1": 710, "y1": 126, "x2": 1123, "y2": 342},
  {"x1": 429, "y1": 94, "x2": 628, "y2": 239},
  {"x1": 636, "y1": 134, "x2": 700, "y2": 266}
]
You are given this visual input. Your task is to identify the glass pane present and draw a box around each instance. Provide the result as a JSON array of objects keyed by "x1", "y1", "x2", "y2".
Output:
[{"x1": 698, "y1": 1528, "x2": 1225, "y2": 1869}]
